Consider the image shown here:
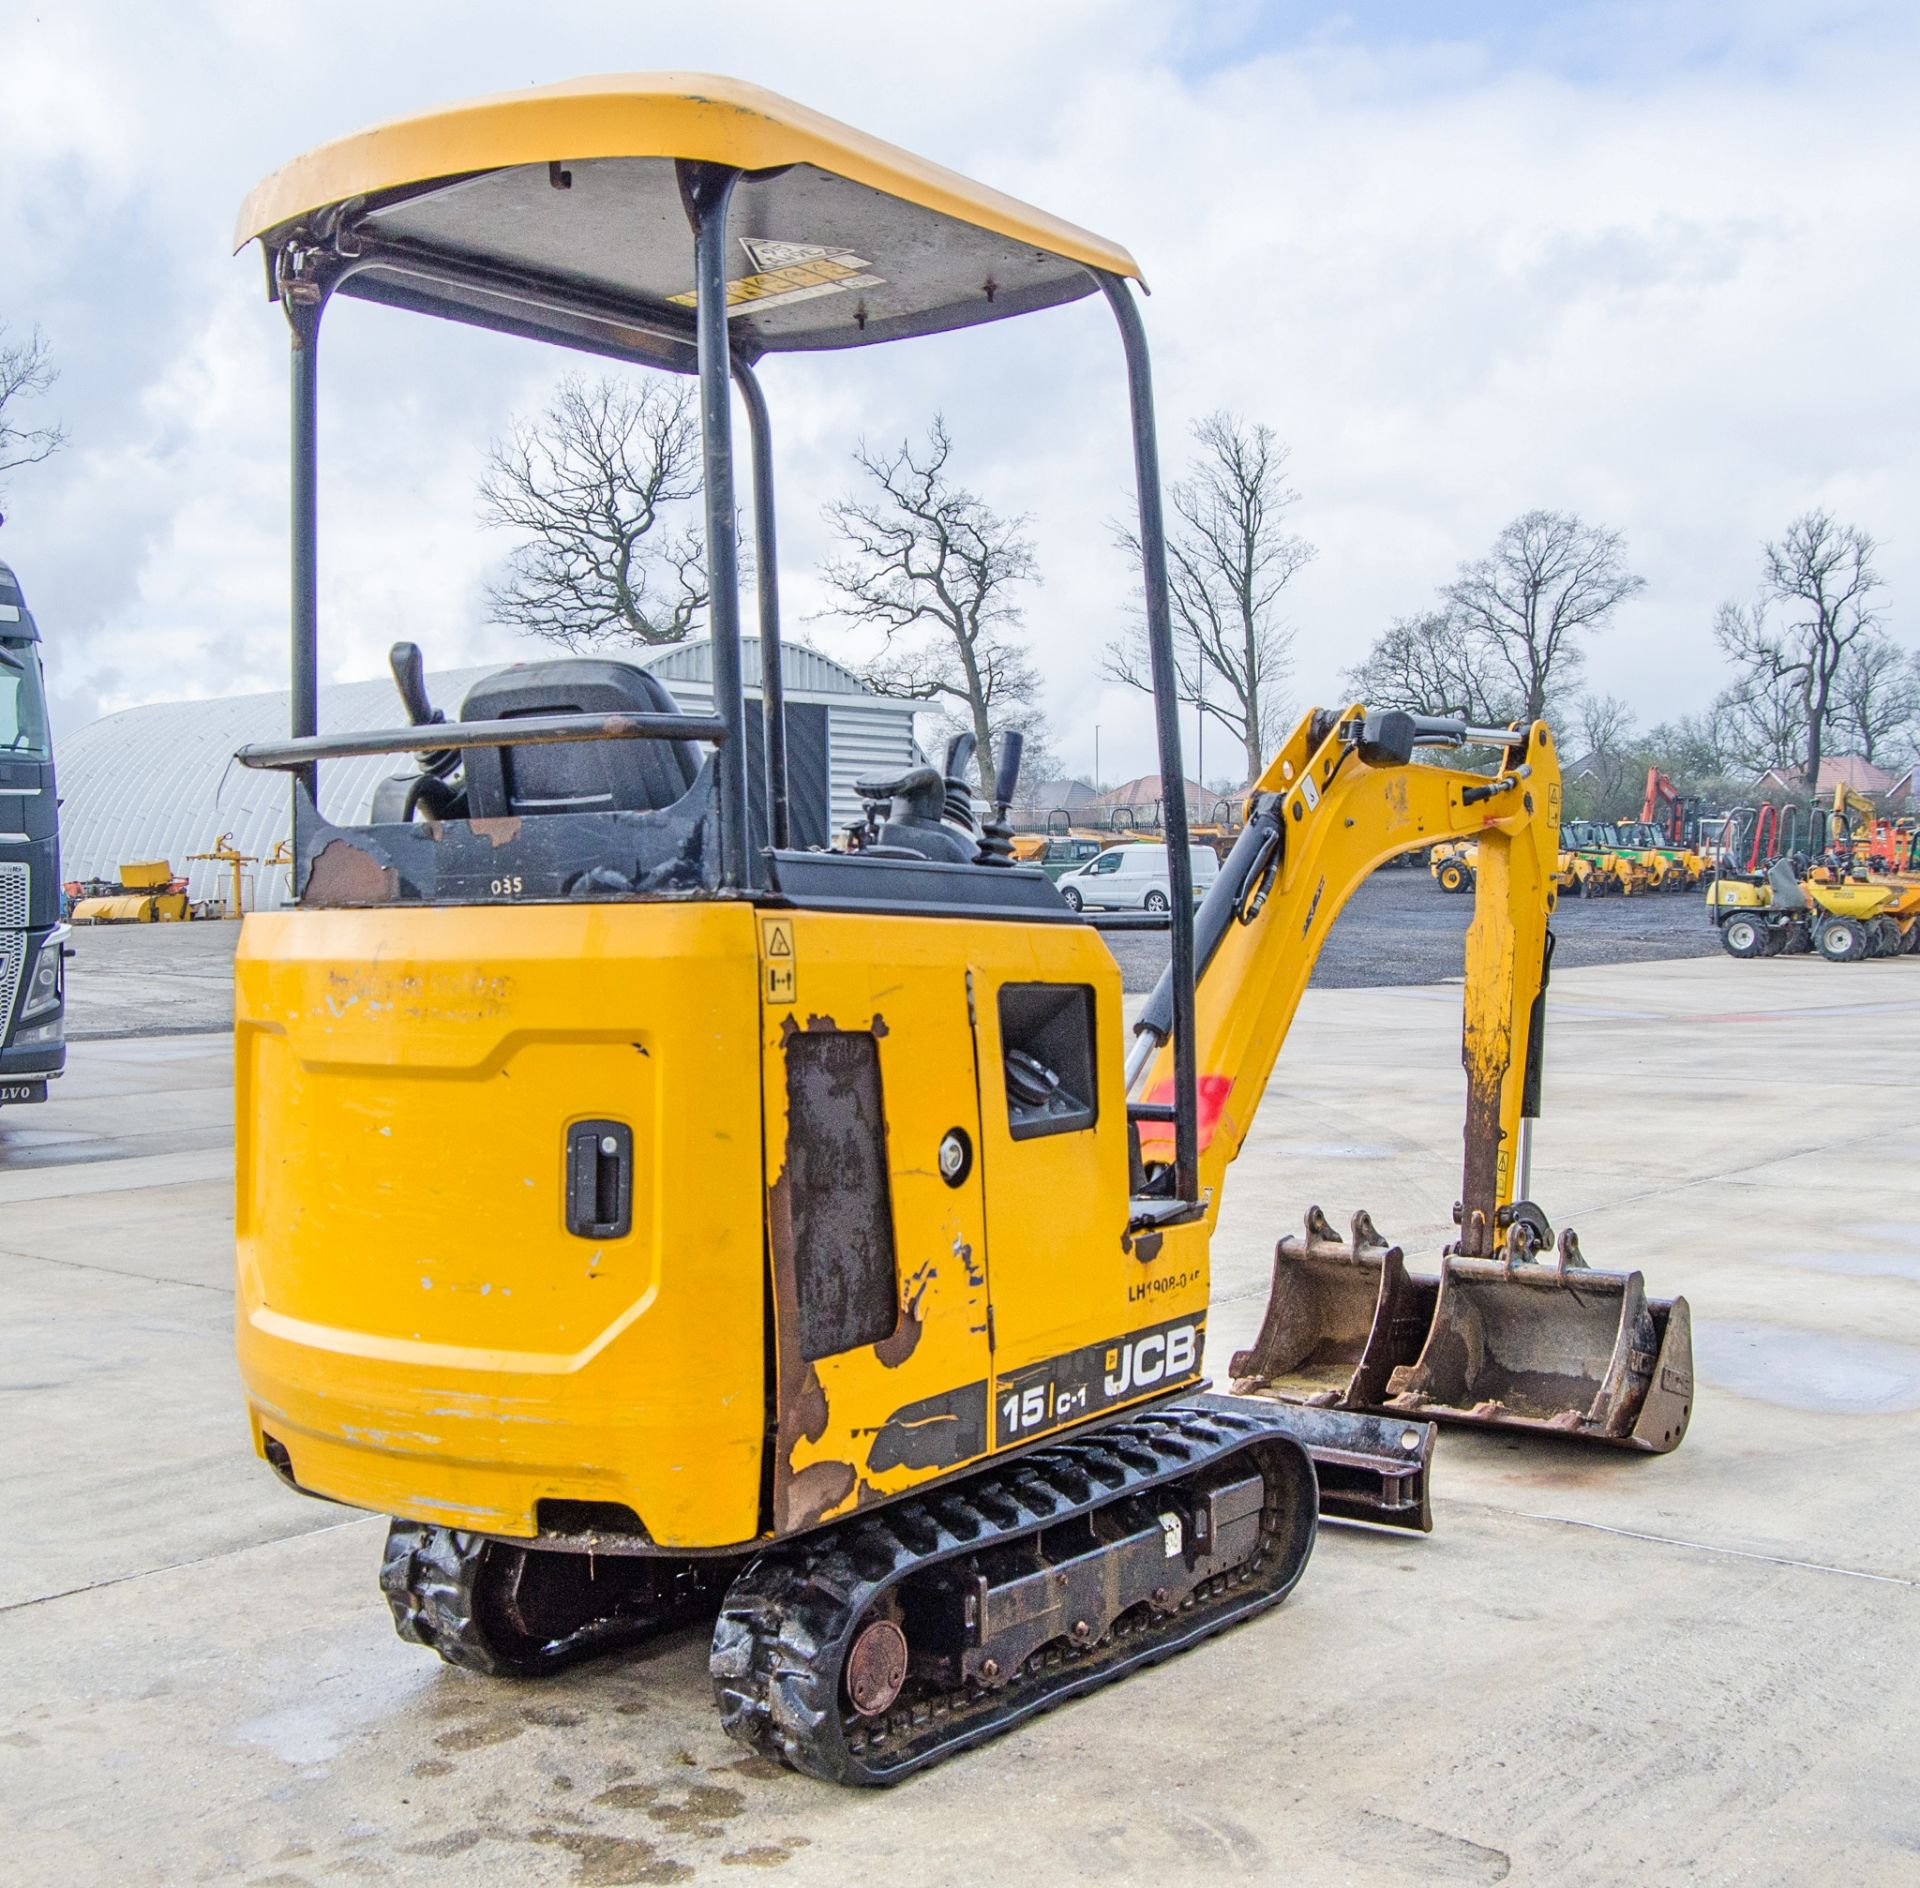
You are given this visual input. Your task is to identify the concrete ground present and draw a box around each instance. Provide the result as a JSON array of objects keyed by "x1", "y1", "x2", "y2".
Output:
[
  {"x1": 59, "y1": 916, "x2": 241, "y2": 1040},
  {"x1": 3, "y1": 955, "x2": 1917, "y2": 1886}
]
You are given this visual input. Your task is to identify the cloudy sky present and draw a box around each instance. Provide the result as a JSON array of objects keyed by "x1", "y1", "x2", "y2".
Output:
[{"x1": 4, "y1": 0, "x2": 1917, "y2": 785}]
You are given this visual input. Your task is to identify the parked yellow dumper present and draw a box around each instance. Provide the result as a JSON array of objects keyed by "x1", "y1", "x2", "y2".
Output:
[{"x1": 70, "y1": 861, "x2": 192, "y2": 924}]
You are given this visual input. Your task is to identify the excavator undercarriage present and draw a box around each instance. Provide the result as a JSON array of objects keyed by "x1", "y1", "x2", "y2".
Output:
[{"x1": 378, "y1": 1394, "x2": 1425, "y2": 1780}]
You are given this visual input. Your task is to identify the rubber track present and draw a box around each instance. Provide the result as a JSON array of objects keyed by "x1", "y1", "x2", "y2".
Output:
[
  {"x1": 380, "y1": 1522, "x2": 727, "y2": 1678},
  {"x1": 709, "y1": 1400, "x2": 1318, "y2": 1785}
]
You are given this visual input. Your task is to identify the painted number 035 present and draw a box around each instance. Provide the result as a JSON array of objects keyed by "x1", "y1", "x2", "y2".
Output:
[{"x1": 489, "y1": 874, "x2": 524, "y2": 896}]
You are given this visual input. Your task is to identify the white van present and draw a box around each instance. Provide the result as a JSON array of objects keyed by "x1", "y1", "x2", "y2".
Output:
[{"x1": 1055, "y1": 842, "x2": 1220, "y2": 912}]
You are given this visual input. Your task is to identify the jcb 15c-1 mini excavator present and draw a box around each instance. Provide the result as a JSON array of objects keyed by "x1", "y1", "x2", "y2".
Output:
[{"x1": 230, "y1": 75, "x2": 1694, "y2": 1786}]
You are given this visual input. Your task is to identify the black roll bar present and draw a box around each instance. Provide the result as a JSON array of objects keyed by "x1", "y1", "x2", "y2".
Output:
[
  {"x1": 1099, "y1": 271, "x2": 1198, "y2": 1207},
  {"x1": 278, "y1": 214, "x2": 765, "y2": 886},
  {"x1": 680, "y1": 162, "x2": 753, "y2": 890},
  {"x1": 235, "y1": 711, "x2": 729, "y2": 772},
  {"x1": 286, "y1": 288, "x2": 324, "y2": 806},
  {"x1": 733, "y1": 359, "x2": 791, "y2": 851}
]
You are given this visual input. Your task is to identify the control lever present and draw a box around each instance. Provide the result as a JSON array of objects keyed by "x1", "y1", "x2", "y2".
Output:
[
  {"x1": 390, "y1": 641, "x2": 437, "y2": 726},
  {"x1": 389, "y1": 641, "x2": 458, "y2": 781},
  {"x1": 942, "y1": 732, "x2": 979, "y2": 830},
  {"x1": 975, "y1": 728, "x2": 1025, "y2": 866}
]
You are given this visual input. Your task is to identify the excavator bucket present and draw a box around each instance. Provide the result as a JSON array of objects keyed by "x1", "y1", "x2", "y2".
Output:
[{"x1": 1232, "y1": 1207, "x2": 1693, "y2": 1454}]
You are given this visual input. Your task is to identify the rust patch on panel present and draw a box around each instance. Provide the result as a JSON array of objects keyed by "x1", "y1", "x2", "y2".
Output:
[
  {"x1": 783, "y1": 1459, "x2": 857, "y2": 1528},
  {"x1": 468, "y1": 815, "x2": 524, "y2": 849},
  {"x1": 873, "y1": 1314, "x2": 922, "y2": 1369},
  {"x1": 305, "y1": 838, "x2": 400, "y2": 906},
  {"x1": 789, "y1": 1362, "x2": 828, "y2": 1445}
]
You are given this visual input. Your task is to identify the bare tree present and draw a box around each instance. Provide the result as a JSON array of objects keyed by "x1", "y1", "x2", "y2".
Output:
[
  {"x1": 1442, "y1": 511, "x2": 1645, "y2": 721},
  {"x1": 1344, "y1": 609, "x2": 1517, "y2": 724},
  {"x1": 1572, "y1": 693, "x2": 1644, "y2": 815},
  {"x1": 1645, "y1": 706, "x2": 1740, "y2": 788},
  {"x1": 480, "y1": 374, "x2": 706, "y2": 649},
  {"x1": 1105, "y1": 412, "x2": 1314, "y2": 782},
  {"x1": 1716, "y1": 510, "x2": 1883, "y2": 790},
  {"x1": 0, "y1": 325, "x2": 68, "y2": 513},
  {"x1": 1711, "y1": 612, "x2": 1810, "y2": 775},
  {"x1": 1829, "y1": 629, "x2": 1918, "y2": 769},
  {"x1": 817, "y1": 416, "x2": 1042, "y2": 796}
]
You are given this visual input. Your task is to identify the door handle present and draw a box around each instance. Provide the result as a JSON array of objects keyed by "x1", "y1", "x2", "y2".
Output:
[{"x1": 565, "y1": 1119, "x2": 632, "y2": 1239}]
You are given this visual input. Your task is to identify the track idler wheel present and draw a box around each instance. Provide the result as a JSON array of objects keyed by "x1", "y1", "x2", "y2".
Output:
[{"x1": 844, "y1": 1613, "x2": 910, "y2": 1718}]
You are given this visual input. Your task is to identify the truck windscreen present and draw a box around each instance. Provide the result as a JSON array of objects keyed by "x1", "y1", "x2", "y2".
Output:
[{"x1": 0, "y1": 639, "x2": 50, "y2": 756}]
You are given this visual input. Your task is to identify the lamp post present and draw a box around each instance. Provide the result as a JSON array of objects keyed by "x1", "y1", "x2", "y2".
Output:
[{"x1": 1195, "y1": 672, "x2": 1205, "y2": 821}]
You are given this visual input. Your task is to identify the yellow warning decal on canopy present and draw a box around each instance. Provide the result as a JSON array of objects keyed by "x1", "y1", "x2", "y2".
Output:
[
  {"x1": 671, "y1": 238, "x2": 882, "y2": 318},
  {"x1": 760, "y1": 915, "x2": 797, "y2": 1006}
]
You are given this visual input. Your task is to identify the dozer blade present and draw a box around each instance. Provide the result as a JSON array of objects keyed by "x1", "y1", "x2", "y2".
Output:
[
  {"x1": 1231, "y1": 1207, "x2": 1694, "y2": 1454},
  {"x1": 1247, "y1": 1398, "x2": 1436, "y2": 1533}
]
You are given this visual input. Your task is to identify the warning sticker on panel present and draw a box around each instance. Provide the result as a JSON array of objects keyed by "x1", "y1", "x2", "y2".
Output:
[
  {"x1": 761, "y1": 917, "x2": 797, "y2": 1005},
  {"x1": 671, "y1": 238, "x2": 883, "y2": 319}
]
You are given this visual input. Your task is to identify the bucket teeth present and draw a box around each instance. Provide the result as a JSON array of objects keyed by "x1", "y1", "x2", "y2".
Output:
[{"x1": 1232, "y1": 1204, "x2": 1694, "y2": 1455}]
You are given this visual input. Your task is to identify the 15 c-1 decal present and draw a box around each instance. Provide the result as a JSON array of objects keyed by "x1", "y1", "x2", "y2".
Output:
[{"x1": 992, "y1": 1314, "x2": 1205, "y2": 1446}]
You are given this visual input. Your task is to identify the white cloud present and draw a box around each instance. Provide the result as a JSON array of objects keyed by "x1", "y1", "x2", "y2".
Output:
[{"x1": 4, "y1": 0, "x2": 1917, "y2": 787}]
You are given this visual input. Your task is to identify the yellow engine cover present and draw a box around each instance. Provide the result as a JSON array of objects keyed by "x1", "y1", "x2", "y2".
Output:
[
  {"x1": 236, "y1": 899, "x2": 1210, "y2": 1550},
  {"x1": 236, "y1": 903, "x2": 769, "y2": 1547}
]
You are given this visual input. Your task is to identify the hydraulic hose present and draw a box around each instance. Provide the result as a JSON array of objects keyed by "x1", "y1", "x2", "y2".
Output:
[{"x1": 1129, "y1": 797, "x2": 1284, "y2": 1088}]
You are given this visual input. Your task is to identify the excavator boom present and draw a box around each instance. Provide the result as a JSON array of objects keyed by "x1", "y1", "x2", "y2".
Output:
[{"x1": 1132, "y1": 707, "x2": 1693, "y2": 1451}]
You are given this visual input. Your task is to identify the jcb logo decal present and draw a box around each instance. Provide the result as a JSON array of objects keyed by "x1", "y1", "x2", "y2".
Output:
[
  {"x1": 1104, "y1": 1322, "x2": 1199, "y2": 1397},
  {"x1": 993, "y1": 1314, "x2": 1207, "y2": 1448}
]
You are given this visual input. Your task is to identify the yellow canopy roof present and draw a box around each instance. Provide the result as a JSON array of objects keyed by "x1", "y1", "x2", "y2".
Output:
[{"x1": 236, "y1": 74, "x2": 1141, "y2": 366}]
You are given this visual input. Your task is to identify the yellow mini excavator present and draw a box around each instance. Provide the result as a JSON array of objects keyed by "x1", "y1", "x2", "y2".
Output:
[{"x1": 230, "y1": 76, "x2": 1694, "y2": 1786}]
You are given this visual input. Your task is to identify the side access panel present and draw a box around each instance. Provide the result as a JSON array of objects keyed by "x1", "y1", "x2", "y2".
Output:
[
  {"x1": 760, "y1": 911, "x2": 993, "y2": 1532},
  {"x1": 966, "y1": 926, "x2": 1211, "y2": 1450}
]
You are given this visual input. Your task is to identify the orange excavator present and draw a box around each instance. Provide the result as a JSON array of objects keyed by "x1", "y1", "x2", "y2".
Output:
[{"x1": 1641, "y1": 766, "x2": 1691, "y2": 846}]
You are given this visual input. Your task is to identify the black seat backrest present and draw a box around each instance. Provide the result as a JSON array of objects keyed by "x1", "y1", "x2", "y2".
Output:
[{"x1": 460, "y1": 659, "x2": 702, "y2": 820}]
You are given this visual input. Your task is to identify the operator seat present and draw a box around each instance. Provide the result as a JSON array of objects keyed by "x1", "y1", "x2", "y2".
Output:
[{"x1": 460, "y1": 659, "x2": 702, "y2": 819}]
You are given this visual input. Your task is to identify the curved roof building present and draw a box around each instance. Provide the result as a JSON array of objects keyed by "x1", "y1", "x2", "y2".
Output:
[{"x1": 58, "y1": 639, "x2": 914, "y2": 909}]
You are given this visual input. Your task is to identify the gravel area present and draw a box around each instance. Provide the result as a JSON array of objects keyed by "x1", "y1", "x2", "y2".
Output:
[
  {"x1": 55, "y1": 868, "x2": 1721, "y2": 1036},
  {"x1": 1099, "y1": 860, "x2": 1720, "y2": 993}
]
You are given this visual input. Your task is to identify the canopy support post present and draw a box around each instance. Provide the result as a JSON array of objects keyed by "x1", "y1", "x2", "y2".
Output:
[
  {"x1": 280, "y1": 265, "x2": 334, "y2": 813},
  {"x1": 679, "y1": 161, "x2": 752, "y2": 890},
  {"x1": 1100, "y1": 272, "x2": 1198, "y2": 1205},
  {"x1": 734, "y1": 359, "x2": 790, "y2": 852}
]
